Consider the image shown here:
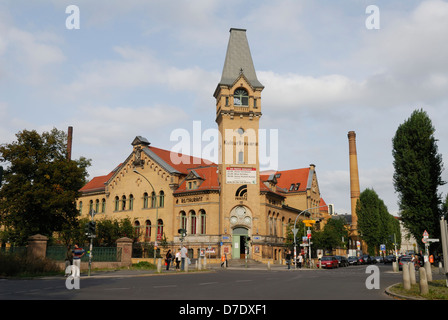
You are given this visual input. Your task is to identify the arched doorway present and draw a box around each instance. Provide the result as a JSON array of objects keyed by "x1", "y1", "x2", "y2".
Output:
[{"x1": 232, "y1": 227, "x2": 248, "y2": 259}]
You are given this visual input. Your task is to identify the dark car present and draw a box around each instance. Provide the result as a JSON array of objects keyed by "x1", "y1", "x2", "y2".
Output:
[
  {"x1": 320, "y1": 256, "x2": 339, "y2": 269},
  {"x1": 348, "y1": 256, "x2": 358, "y2": 265},
  {"x1": 398, "y1": 255, "x2": 413, "y2": 270},
  {"x1": 362, "y1": 255, "x2": 374, "y2": 264},
  {"x1": 335, "y1": 255, "x2": 349, "y2": 267},
  {"x1": 384, "y1": 255, "x2": 396, "y2": 264}
]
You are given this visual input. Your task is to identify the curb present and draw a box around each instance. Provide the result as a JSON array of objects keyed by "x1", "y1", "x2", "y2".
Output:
[{"x1": 384, "y1": 283, "x2": 427, "y2": 300}]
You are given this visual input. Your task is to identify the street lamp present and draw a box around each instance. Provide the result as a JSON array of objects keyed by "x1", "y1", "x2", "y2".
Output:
[{"x1": 133, "y1": 169, "x2": 159, "y2": 265}]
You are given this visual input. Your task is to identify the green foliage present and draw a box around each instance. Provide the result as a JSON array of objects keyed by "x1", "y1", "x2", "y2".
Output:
[
  {"x1": 392, "y1": 109, "x2": 445, "y2": 246},
  {"x1": 356, "y1": 188, "x2": 401, "y2": 255},
  {"x1": 312, "y1": 217, "x2": 349, "y2": 252},
  {"x1": 0, "y1": 128, "x2": 91, "y2": 245}
]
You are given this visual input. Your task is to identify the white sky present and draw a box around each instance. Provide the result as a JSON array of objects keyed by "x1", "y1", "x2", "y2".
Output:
[{"x1": 1, "y1": 0, "x2": 448, "y2": 216}]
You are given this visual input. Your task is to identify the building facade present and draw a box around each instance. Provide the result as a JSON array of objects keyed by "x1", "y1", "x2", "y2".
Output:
[{"x1": 77, "y1": 28, "x2": 329, "y2": 262}]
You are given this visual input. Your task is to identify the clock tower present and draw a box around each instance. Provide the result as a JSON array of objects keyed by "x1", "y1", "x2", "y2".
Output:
[{"x1": 214, "y1": 28, "x2": 264, "y2": 259}]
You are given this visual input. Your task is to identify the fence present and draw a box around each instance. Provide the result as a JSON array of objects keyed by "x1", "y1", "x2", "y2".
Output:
[{"x1": 46, "y1": 246, "x2": 122, "y2": 262}]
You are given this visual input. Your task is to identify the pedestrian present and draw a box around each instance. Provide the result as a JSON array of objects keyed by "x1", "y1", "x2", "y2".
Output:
[
  {"x1": 72, "y1": 244, "x2": 85, "y2": 278},
  {"x1": 180, "y1": 245, "x2": 188, "y2": 271},
  {"x1": 64, "y1": 245, "x2": 73, "y2": 277},
  {"x1": 175, "y1": 248, "x2": 181, "y2": 270},
  {"x1": 221, "y1": 253, "x2": 227, "y2": 268},
  {"x1": 298, "y1": 254, "x2": 303, "y2": 268},
  {"x1": 165, "y1": 250, "x2": 173, "y2": 271},
  {"x1": 286, "y1": 250, "x2": 292, "y2": 270}
]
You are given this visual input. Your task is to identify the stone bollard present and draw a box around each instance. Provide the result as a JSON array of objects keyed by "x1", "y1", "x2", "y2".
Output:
[
  {"x1": 157, "y1": 258, "x2": 162, "y2": 273},
  {"x1": 198, "y1": 258, "x2": 202, "y2": 271},
  {"x1": 185, "y1": 259, "x2": 189, "y2": 272},
  {"x1": 424, "y1": 261, "x2": 432, "y2": 281},
  {"x1": 419, "y1": 267, "x2": 429, "y2": 295},
  {"x1": 409, "y1": 263, "x2": 416, "y2": 285},
  {"x1": 267, "y1": 261, "x2": 271, "y2": 271},
  {"x1": 402, "y1": 262, "x2": 411, "y2": 290},
  {"x1": 392, "y1": 261, "x2": 398, "y2": 272},
  {"x1": 439, "y1": 262, "x2": 444, "y2": 275}
]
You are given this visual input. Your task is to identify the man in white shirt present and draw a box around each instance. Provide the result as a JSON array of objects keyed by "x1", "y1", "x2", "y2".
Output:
[{"x1": 180, "y1": 245, "x2": 188, "y2": 271}]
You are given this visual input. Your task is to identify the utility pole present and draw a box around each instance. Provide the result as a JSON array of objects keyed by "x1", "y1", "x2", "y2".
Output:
[{"x1": 87, "y1": 209, "x2": 97, "y2": 277}]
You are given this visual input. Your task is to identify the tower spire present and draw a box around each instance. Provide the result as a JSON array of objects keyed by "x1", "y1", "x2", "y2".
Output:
[{"x1": 218, "y1": 28, "x2": 263, "y2": 89}]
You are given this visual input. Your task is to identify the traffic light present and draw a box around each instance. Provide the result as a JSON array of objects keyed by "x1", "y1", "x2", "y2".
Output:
[
  {"x1": 178, "y1": 228, "x2": 187, "y2": 237},
  {"x1": 88, "y1": 221, "x2": 96, "y2": 234}
]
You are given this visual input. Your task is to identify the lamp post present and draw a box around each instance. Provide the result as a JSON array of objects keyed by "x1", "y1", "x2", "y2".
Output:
[{"x1": 133, "y1": 169, "x2": 159, "y2": 265}]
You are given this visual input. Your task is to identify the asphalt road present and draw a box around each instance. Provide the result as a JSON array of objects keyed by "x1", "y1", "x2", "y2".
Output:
[{"x1": 0, "y1": 264, "x2": 402, "y2": 301}]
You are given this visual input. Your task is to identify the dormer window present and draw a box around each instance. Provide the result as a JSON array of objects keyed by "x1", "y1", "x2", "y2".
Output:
[{"x1": 234, "y1": 89, "x2": 249, "y2": 106}]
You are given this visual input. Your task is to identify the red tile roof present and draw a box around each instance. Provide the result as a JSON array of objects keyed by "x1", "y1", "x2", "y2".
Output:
[
  {"x1": 174, "y1": 165, "x2": 220, "y2": 194},
  {"x1": 148, "y1": 146, "x2": 215, "y2": 174},
  {"x1": 260, "y1": 168, "x2": 311, "y2": 193}
]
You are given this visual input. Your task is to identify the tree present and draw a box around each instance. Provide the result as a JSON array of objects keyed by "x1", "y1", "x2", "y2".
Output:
[
  {"x1": 356, "y1": 188, "x2": 400, "y2": 255},
  {"x1": 0, "y1": 128, "x2": 91, "y2": 245},
  {"x1": 392, "y1": 109, "x2": 445, "y2": 248}
]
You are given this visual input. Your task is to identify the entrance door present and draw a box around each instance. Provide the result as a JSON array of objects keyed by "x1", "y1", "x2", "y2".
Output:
[{"x1": 232, "y1": 227, "x2": 248, "y2": 259}]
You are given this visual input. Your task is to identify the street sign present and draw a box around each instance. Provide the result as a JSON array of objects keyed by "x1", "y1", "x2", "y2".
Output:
[
  {"x1": 427, "y1": 238, "x2": 440, "y2": 243},
  {"x1": 380, "y1": 244, "x2": 386, "y2": 251},
  {"x1": 292, "y1": 228, "x2": 299, "y2": 237},
  {"x1": 423, "y1": 230, "x2": 429, "y2": 238}
]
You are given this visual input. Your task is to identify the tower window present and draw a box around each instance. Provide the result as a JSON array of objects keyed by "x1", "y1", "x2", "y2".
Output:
[{"x1": 234, "y1": 89, "x2": 249, "y2": 106}]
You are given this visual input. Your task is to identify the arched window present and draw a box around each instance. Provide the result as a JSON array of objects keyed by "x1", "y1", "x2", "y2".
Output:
[
  {"x1": 129, "y1": 194, "x2": 134, "y2": 210},
  {"x1": 180, "y1": 211, "x2": 187, "y2": 230},
  {"x1": 151, "y1": 191, "x2": 156, "y2": 208},
  {"x1": 114, "y1": 196, "x2": 119, "y2": 211},
  {"x1": 234, "y1": 88, "x2": 249, "y2": 106},
  {"x1": 89, "y1": 200, "x2": 93, "y2": 213},
  {"x1": 121, "y1": 195, "x2": 126, "y2": 211},
  {"x1": 145, "y1": 220, "x2": 151, "y2": 240},
  {"x1": 143, "y1": 192, "x2": 149, "y2": 209},
  {"x1": 134, "y1": 220, "x2": 141, "y2": 239},
  {"x1": 159, "y1": 191, "x2": 164, "y2": 208},
  {"x1": 95, "y1": 199, "x2": 99, "y2": 213},
  {"x1": 101, "y1": 198, "x2": 106, "y2": 213},
  {"x1": 200, "y1": 210, "x2": 206, "y2": 235},
  {"x1": 190, "y1": 210, "x2": 196, "y2": 235},
  {"x1": 157, "y1": 219, "x2": 163, "y2": 239},
  {"x1": 78, "y1": 201, "x2": 83, "y2": 214}
]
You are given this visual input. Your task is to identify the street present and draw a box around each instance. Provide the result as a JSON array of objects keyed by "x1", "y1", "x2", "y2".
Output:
[{"x1": 0, "y1": 264, "x2": 401, "y2": 301}]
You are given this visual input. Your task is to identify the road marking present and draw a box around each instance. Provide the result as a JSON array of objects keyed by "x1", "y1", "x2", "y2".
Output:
[
  {"x1": 153, "y1": 285, "x2": 177, "y2": 288},
  {"x1": 199, "y1": 282, "x2": 218, "y2": 286},
  {"x1": 235, "y1": 280, "x2": 253, "y2": 283}
]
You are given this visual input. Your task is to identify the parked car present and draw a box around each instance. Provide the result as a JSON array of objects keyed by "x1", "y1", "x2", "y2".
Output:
[
  {"x1": 335, "y1": 255, "x2": 349, "y2": 267},
  {"x1": 384, "y1": 255, "x2": 396, "y2": 264},
  {"x1": 374, "y1": 256, "x2": 384, "y2": 263},
  {"x1": 398, "y1": 255, "x2": 413, "y2": 270},
  {"x1": 348, "y1": 256, "x2": 359, "y2": 265},
  {"x1": 362, "y1": 255, "x2": 374, "y2": 264},
  {"x1": 320, "y1": 256, "x2": 339, "y2": 269}
]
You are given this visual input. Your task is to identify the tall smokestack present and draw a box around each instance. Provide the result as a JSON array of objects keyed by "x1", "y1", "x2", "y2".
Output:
[
  {"x1": 67, "y1": 126, "x2": 73, "y2": 161},
  {"x1": 348, "y1": 131, "x2": 360, "y2": 232}
]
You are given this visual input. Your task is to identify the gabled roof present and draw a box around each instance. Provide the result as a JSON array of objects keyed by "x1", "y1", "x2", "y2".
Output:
[
  {"x1": 79, "y1": 164, "x2": 121, "y2": 193},
  {"x1": 145, "y1": 146, "x2": 214, "y2": 175},
  {"x1": 79, "y1": 144, "x2": 215, "y2": 194},
  {"x1": 218, "y1": 28, "x2": 264, "y2": 89},
  {"x1": 174, "y1": 165, "x2": 220, "y2": 194}
]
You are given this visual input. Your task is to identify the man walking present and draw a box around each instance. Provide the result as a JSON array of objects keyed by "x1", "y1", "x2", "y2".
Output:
[
  {"x1": 180, "y1": 245, "x2": 188, "y2": 271},
  {"x1": 72, "y1": 244, "x2": 85, "y2": 278}
]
